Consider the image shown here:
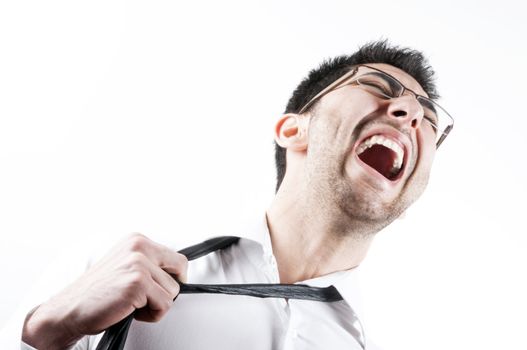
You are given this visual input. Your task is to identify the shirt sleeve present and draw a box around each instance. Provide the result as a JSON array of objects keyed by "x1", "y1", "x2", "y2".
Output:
[
  {"x1": 21, "y1": 336, "x2": 93, "y2": 350},
  {"x1": 21, "y1": 341, "x2": 37, "y2": 350}
]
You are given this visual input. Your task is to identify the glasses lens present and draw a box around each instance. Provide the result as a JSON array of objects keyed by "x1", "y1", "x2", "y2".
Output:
[
  {"x1": 355, "y1": 72, "x2": 403, "y2": 99},
  {"x1": 417, "y1": 96, "x2": 454, "y2": 146}
]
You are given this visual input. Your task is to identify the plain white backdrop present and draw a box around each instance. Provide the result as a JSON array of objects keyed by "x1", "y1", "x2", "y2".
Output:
[{"x1": 1, "y1": 0, "x2": 526, "y2": 349}]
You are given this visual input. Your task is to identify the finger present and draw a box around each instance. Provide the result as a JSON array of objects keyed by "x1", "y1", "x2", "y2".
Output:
[
  {"x1": 147, "y1": 242, "x2": 189, "y2": 283},
  {"x1": 125, "y1": 234, "x2": 188, "y2": 282},
  {"x1": 134, "y1": 280, "x2": 174, "y2": 322},
  {"x1": 160, "y1": 252, "x2": 188, "y2": 283},
  {"x1": 143, "y1": 257, "x2": 181, "y2": 299}
]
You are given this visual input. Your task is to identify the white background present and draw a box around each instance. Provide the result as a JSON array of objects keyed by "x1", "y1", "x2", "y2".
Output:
[{"x1": 1, "y1": 1, "x2": 526, "y2": 349}]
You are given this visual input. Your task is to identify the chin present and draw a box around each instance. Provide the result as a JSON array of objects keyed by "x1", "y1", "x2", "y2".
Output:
[{"x1": 332, "y1": 180, "x2": 417, "y2": 234}]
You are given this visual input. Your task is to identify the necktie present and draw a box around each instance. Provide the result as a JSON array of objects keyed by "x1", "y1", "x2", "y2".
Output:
[{"x1": 95, "y1": 236, "x2": 365, "y2": 350}]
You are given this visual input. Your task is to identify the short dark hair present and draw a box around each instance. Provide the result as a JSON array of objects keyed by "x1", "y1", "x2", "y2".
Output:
[{"x1": 274, "y1": 40, "x2": 439, "y2": 191}]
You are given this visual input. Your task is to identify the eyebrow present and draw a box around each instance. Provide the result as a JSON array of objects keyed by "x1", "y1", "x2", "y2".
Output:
[
  {"x1": 418, "y1": 97, "x2": 437, "y2": 113},
  {"x1": 364, "y1": 71, "x2": 401, "y2": 93}
]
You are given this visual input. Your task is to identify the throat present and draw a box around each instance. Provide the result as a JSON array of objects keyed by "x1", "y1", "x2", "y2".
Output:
[
  {"x1": 269, "y1": 224, "x2": 370, "y2": 284},
  {"x1": 266, "y1": 195, "x2": 377, "y2": 284},
  {"x1": 357, "y1": 144, "x2": 400, "y2": 180}
]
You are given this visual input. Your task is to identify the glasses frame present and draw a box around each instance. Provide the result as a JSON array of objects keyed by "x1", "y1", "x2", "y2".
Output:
[{"x1": 297, "y1": 65, "x2": 454, "y2": 148}]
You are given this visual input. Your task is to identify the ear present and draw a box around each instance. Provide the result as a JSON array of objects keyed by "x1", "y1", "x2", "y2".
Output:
[{"x1": 274, "y1": 114, "x2": 309, "y2": 151}]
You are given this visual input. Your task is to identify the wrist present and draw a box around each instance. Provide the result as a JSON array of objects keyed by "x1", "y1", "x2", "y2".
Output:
[{"x1": 22, "y1": 303, "x2": 80, "y2": 350}]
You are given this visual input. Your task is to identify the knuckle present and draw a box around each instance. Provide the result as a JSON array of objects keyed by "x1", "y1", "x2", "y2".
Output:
[
  {"x1": 124, "y1": 284, "x2": 147, "y2": 307},
  {"x1": 161, "y1": 300, "x2": 172, "y2": 313},
  {"x1": 162, "y1": 298, "x2": 173, "y2": 313},
  {"x1": 128, "y1": 270, "x2": 147, "y2": 289},
  {"x1": 151, "y1": 309, "x2": 167, "y2": 322},
  {"x1": 177, "y1": 253, "x2": 189, "y2": 269},
  {"x1": 148, "y1": 300, "x2": 172, "y2": 322},
  {"x1": 170, "y1": 281, "x2": 181, "y2": 299},
  {"x1": 127, "y1": 252, "x2": 147, "y2": 268},
  {"x1": 150, "y1": 313, "x2": 162, "y2": 322},
  {"x1": 127, "y1": 232, "x2": 146, "y2": 240},
  {"x1": 127, "y1": 233, "x2": 150, "y2": 252}
]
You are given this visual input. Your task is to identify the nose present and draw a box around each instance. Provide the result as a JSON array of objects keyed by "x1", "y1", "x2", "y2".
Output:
[{"x1": 386, "y1": 94, "x2": 424, "y2": 129}]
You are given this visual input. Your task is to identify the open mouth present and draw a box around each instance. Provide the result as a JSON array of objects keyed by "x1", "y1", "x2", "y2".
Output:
[{"x1": 356, "y1": 134, "x2": 405, "y2": 181}]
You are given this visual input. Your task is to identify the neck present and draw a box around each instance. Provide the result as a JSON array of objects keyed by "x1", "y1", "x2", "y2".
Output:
[{"x1": 266, "y1": 185, "x2": 375, "y2": 284}]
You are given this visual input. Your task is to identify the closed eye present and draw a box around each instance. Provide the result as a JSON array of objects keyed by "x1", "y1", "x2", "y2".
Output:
[
  {"x1": 356, "y1": 78, "x2": 393, "y2": 98},
  {"x1": 423, "y1": 116, "x2": 438, "y2": 134},
  {"x1": 418, "y1": 98, "x2": 439, "y2": 127}
]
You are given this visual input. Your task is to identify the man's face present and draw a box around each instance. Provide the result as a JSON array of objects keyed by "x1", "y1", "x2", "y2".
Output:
[{"x1": 304, "y1": 63, "x2": 437, "y2": 230}]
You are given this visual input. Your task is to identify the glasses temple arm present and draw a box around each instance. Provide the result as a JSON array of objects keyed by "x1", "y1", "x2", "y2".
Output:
[{"x1": 298, "y1": 67, "x2": 359, "y2": 114}]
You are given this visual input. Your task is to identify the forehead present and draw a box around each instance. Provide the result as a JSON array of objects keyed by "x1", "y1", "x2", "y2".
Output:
[{"x1": 363, "y1": 63, "x2": 429, "y2": 98}]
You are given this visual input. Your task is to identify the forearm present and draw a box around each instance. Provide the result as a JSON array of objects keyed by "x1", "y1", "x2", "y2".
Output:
[{"x1": 22, "y1": 303, "x2": 81, "y2": 350}]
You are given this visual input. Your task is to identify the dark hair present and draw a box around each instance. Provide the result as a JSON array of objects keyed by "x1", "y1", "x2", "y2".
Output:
[{"x1": 274, "y1": 40, "x2": 439, "y2": 191}]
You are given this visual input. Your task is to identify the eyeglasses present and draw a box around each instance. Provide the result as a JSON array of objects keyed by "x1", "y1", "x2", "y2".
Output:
[{"x1": 298, "y1": 65, "x2": 454, "y2": 148}]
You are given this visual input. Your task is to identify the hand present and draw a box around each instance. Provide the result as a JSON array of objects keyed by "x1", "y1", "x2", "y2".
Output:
[{"x1": 22, "y1": 233, "x2": 188, "y2": 350}]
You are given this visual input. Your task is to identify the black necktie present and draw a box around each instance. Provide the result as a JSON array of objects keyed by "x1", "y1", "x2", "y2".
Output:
[{"x1": 95, "y1": 236, "x2": 364, "y2": 350}]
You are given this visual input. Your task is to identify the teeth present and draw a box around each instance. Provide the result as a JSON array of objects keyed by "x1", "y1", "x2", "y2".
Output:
[{"x1": 356, "y1": 134, "x2": 405, "y2": 173}]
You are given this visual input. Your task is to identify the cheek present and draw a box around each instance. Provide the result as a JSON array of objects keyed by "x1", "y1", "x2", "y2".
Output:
[
  {"x1": 413, "y1": 140, "x2": 436, "y2": 189},
  {"x1": 419, "y1": 130, "x2": 437, "y2": 168},
  {"x1": 311, "y1": 91, "x2": 382, "y2": 150},
  {"x1": 420, "y1": 122, "x2": 437, "y2": 144},
  {"x1": 321, "y1": 87, "x2": 381, "y2": 121},
  {"x1": 408, "y1": 130, "x2": 436, "y2": 189}
]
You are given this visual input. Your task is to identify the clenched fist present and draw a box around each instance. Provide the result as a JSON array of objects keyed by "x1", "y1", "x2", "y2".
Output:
[{"x1": 22, "y1": 233, "x2": 188, "y2": 350}]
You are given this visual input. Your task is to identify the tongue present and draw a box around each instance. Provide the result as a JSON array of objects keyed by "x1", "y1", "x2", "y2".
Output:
[{"x1": 357, "y1": 144, "x2": 397, "y2": 180}]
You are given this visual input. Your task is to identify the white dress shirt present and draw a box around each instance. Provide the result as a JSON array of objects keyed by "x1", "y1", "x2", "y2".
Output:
[{"x1": 1, "y1": 216, "x2": 372, "y2": 349}]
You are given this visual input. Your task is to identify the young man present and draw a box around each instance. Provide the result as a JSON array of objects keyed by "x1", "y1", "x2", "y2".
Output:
[{"x1": 10, "y1": 40, "x2": 453, "y2": 349}]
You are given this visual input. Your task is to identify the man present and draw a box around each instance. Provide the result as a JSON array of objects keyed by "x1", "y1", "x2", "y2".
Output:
[{"x1": 7, "y1": 40, "x2": 453, "y2": 349}]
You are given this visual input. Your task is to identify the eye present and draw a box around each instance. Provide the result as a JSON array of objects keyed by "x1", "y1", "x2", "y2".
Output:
[
  {"x1": 424, "y1": 114, "x2": 438, "y2": 125},
  {"x1": 423, "y1": 115, "x2": 439, "y2": 135},
  {"x1": 356, "y1": 76, "x2": 393, "y2": 99},
  {"x1": 418, "y1": 98, "x2": 440, "y2": 130}
]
